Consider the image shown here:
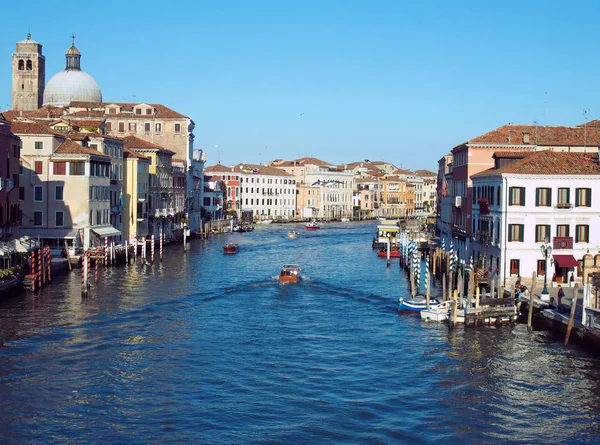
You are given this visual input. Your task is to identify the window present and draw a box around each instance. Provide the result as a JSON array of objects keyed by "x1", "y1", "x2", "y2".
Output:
[
  {"x1": 557, "y1": 188, "x2": 570, "y2": 207},
  {"x1": 109, "y1": 108, "x2": 117, "y2": 114},
  {"x1": 575, "y1": 188, "x2": 591, "y2": 207},
  {"x1": 146, "y1": 109, "x2": 152, "y2": 115},
  {"x1": 535, "y1": 225, "x2": 551, "y2": 242},
  {"x1": 19, "y1": 187, "x2": 24, "y2": 200},
  {"x1": 129, "y1": 122, "x2": 136, "y2": 132},
  {"x1": 175, "y1": 123, "x2": 181, "y2": 133},
  {"x1": 70, "y1": 162, "x2": 85, "y2": 176},
  {"x1": 55, "y1": 185, "x2": 64, "y2": 201},
  {"x1": 144, "y1": 123, "x2": 150, "y2": 133},
  {"x1": 34, "y1": 211, "x2": 42, "y2": 226},
  {"x1": 537, "y1": 260, "x2": 546, "y2": 276},
  {"x1": 508, "y1": 224, "x2": 524, "y2": 242},
  {"x1": 135, "y1": 108, "x2": 142, "y2": 115},
  {"x1": 509, "y1": 187, "x2": 525, "y2": 206},
  {"x1": 35, "y1": 161, "x2": 43, "y2": 174},
  {"x1": 106, "y1": 122, "x2": 112, "y2": 131},
  {"x1": 535, "y1": 188, "x2": 551, "y2": 206},
  {"x1": 55, "y1": 211, "x2": 64, "y2": 227},
  {"x1": 118, "y1": 122, "x2": 125, "y2": 133},
  {"x1": 155, "y1": 123, "x2": 162, "y2": 133},
  {"x1": 53, "y1": 162, "x2": 66, "y2": 175},
  {"x1": 575, "y1": 225, "x2": 589, "y2": 243},
  {"x1": 34, "y1": 186, "x2": 43, "y2": 202},
  {"x1": 510, "y1": 259, "x2": 520, "y2": 275},
  {"x1": 556, "y1": 224, "x2": 570, "y2": 237},
  {"x1": 18, "y1": 59, "x2": 24, "y2": 70},
  {"x1": 35, "y1": 141, "x2": 43, "y2": 150}
]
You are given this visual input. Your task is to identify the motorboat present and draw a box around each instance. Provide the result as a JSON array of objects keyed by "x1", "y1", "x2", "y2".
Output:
[
  {"x1": 223, "y1": 243, "x2": 240, "y2": 254},
  {"x1": 420, "y1": 300, "x2": 451, "y2": 321},
  {"x1": 287, "y1": 230, "x2": 300, "y2": 239},
  {"x1": 306, "y1": 221, "x2": 320, "y2": 230},
  {"x1": 240, "y1": 225, "x2": 254, "y2": 232},
  {"x1": 398, "y1": 295, "x2": 442, "y2": 313},
  {"x1": 279, "y1": 264, "x2": 301, "y2": 283},
  {"x1": 377, "y1": 247, "x2": 400, "y2": 258}
]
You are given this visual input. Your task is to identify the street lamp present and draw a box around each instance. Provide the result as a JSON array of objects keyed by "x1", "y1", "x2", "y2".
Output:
[{"x1": 540, "y1": 236, "x2": 552, "y2": 301}]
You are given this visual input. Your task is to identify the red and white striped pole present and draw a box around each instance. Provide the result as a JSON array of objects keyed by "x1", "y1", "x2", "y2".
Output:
[
  {"x1": 160, "y1": 228, "x2": 163, "y2": 262},
  {"x1": 37, "y1": 248, "x2": 42, "y2": 290},
  {"x1": 81, "y1": 251, "x2": 88, "y2": 297},
  {"x1": 31, "y1": 251, "x2": 36, "y2": 292},
  {"x1": 104, "y1": 237, "x2": 108, "y2": 266},
  {"x1": 95, "y1": 247, "x2": 99, "y2": 283},
  {"x1": 46, "y1": 247, "x2": 51, "y2": 284},
  {"x1": 151, "y1": 234, "x2": 155, "y2": 263},
  {"x1": 133, "y1": 236, "x2": 137, "y2": 261}
]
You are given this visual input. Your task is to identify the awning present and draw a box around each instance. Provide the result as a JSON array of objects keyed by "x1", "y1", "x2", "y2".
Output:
[
  {"x1": 553, "y1": 254, "x2": 579, "y2": 268},
  {"x1": 19, "y1": 228, "x2": 77, "y2": 239},
  {"x1": 91, "y1": 226, "x2": 121, "y2": 237}
]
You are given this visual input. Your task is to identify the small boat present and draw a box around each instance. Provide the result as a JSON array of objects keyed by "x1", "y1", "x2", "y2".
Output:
[
  {"x1": 287, "y1": 230, "x2": 300, "y2": 239},
  {"x1": 377, "y1": 248, "x2": 400, "y2": 258},
  {"x1": 240, "y1": 225, "x2": 254, "y2": 232},
  {"x1": 420, "y1": 300, "x2": 451, "y2": 321},
  {"x1": 340, "y1": 217, "x2": 350, "y2": 222},
  {"x1": 223, "y1": 243, "x2": 240, "y2": 254},
  {"x1": 306, "y1": 221, "x2": 320, "y2": 230},
  {"x1": 398, "y1": 295, "x2": 442, "y2": 313},
  {"x1": 279, "y1": 264, "x2": 301, "y2": 283}
]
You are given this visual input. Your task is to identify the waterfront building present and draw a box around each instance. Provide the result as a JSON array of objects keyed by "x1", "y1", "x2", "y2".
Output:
[
  {"x1": 11, "y1": 34, "x2": 45, "y2": 111},
  {"x1": 354, "y1": 177, "x2": 383, "y2": 219},
  {"x1": 172, "y1": 158, "x2": 187, "y2": 239},
  {"x1": 67, "y1": 101, "x2": 202, "y2": 234},
  {"x1": 122, "y1": 147, "x2": 150, "y2": 242},
  {"x1": 202, "y1": 184, "x2": 224, "y2": 222},
  {"x1": 470, "y1": 150, "x2": 600, "y2": 289},
  {"x1": 437, "y1": 124, "x2": 600, "y2": 264},
  {"x1": 13, "y1": 121, "x2": 115, "y2": 251},
  {"x1": 123, "y1": 136, "x2": 175, "y2": 241},
  {"x1": 271, "y1": 158, "x2": 353, "y2": 220},
  {"x1": 0, "y1": 115, "x2": 21, "y2": 265},
  {"x1": 415, "y1": 170, "x2": 437, "y2": 217},
  {"x1": 204, "y1": 164, "x2": 242, "y2": 218},
  {"x1": 233, "y1": 163, "x2": 295, "y2": 221}
]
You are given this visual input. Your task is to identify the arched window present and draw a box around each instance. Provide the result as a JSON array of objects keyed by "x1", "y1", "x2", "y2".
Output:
[
  {"x1": 26, "y1": 60, "x2": 32, "y2": 70},
  {"x1": 18, "y1": 60, "x2": 24, "y2": 70}
]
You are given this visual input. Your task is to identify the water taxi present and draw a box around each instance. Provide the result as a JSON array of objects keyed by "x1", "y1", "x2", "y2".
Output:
[
  {"x1": 223, "y1": 243, "x2": 240, "y2": 254},
  {"x1": 279, "y1": 264, "x2": 301, "y2": 283},
  {"x1": 287, "y1": 230, "x2": 300, "y2": 239},
  {"x1": 306, "y1": 221, "x2": 320, "y2": 230}
]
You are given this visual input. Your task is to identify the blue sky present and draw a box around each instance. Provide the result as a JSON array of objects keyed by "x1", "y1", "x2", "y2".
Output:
[{"x1": 2, "y1": 0, "x2": 599, "y2": 170}]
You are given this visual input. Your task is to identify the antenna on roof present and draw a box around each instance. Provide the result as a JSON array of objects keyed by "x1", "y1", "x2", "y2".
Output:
[
  {"x1": 584, "y1": 109, "x2": 589, "y2": 147},
  {"x1": 545, "y1": 92, "x2": 548, "y2": 126}
]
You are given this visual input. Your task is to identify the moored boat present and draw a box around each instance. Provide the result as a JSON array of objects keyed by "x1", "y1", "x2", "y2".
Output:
[
  {"x1": 279, "y1": 264, "x2": 301, "y2": 283},
  {"x1": 420, "y1": 300, "x2": 451, "y2": 321},
  {"x1": 306, "y1": 221, "x2": 320, "y2": 230},
  {"x1": 240, "y1": 225, "x2": 254, "y2": 232},
  {"x1": 223, "y1": 243, "x2": 240, "y2": 254},
  {"x1": 398, "y1": 295, "x2": 442, "y2": 313},
  {"x1": 377, "y1": 248, "x2": 400, "y2": 258}
]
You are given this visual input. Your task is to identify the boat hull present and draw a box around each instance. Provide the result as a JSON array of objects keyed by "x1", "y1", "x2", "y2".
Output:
[
  {"x1": 398, "y1": 296, "x2": 441, "y2": 313},
  {"x1": 279, "y1": 264, "x2": 301, "y2": 283},
  {"x1": 223, "y1": 243, "x2": 240, "y2": 254}
]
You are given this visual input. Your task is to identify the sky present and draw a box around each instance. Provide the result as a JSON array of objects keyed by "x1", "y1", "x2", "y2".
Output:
[{"x1": 2, "y1": 0, "x2": 600, "y2": 171}]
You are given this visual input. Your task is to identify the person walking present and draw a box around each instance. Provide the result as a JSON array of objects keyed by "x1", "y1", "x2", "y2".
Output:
[{"x1": 557, "y1": 285, "x2": 565, "y2": 306}]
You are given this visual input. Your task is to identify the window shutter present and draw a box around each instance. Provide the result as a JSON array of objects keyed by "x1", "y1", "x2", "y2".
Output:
[
  {"x1": 535, "y1": 189, "x2": 539, "y2": 206},
  {"x1": 521, "y1": 187, "x2": 526, "y2": 206},
  {"x1": 587, "y1": 189, "x2": 591, "y2": 207}
]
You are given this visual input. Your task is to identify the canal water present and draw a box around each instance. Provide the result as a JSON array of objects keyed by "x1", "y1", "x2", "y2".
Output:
[{"x1": 1, "y1": 221, "x2": 599, "y2": 444}]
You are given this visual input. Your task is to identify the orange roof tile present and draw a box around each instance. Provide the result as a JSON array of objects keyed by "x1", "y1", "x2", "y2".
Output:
[
  {"x1": 473, "y1": 151, "x2": 600, "y2": 178},
  {"x1": 122, "y1": 135, "x2": 175, "y2": 154},
  {"x1": 233, "y1": 163, "x2": 293, "y2": 176},
  {"x1": 10, "y1": 121, "x2": 65, "y2": 136},
  {"x1": 54, "y1": 139, "x2": 110, "y2": 158}
]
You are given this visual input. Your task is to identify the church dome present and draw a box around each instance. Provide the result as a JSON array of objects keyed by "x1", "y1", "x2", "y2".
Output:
[
  {"x1": 43, "y1": 70, "x2": 102, "y2": 106},
  {"x1": 42, "y1": 41, "x2": 102, "y2": 107}
]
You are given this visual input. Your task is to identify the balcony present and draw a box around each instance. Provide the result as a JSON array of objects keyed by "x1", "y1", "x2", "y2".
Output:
[
  {"x1": 136, "y1": 213, "x2": 147, "y2": 222},
  {"x1": 153, "y1": 208, "x2": 167, "y2": 218},
  {"x1": 555, "y1": 202, "x2": 572, "y2": 209},
  {"x1": 168, "y1": 208, "x2": 175, "y2": 216},
  {"x1": 553, "y1": 236, "x2": 573, "y2": 250},
  {"x1": 477, "y1": 198, "x2": 490, "y2": 215}
]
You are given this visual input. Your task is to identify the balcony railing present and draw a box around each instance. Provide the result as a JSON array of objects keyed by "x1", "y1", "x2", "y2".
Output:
[{"x1": 555, "y1": 202, "x2": 572, "y2": 209}]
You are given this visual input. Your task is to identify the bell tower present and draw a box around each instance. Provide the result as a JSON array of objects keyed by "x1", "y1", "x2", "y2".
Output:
[{"x1": 12, "y1": 33, "x2": 45, "y2": 111}]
